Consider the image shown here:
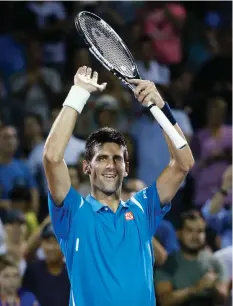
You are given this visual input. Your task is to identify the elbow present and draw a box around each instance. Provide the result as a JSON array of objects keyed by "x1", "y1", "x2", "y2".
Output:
[
  {"x1": 180, "y1": 156, "x2": 195, "y2": 173},
  {"x1": 43, "y1": 144, "x2": 63, "y2": 164}
]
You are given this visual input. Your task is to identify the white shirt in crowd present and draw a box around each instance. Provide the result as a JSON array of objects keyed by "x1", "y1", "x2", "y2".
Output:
[
  {"x1": 27, "y1": 1, "x2": 67, "y2": 64},
  {"x1": 28, "y1": 136, "x2": 86, "y2": 194}
]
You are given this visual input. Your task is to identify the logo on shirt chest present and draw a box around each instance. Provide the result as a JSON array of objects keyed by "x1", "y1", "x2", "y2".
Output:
[{"x1": 125, "y1": 212, "x2": 134, "y2": 221}]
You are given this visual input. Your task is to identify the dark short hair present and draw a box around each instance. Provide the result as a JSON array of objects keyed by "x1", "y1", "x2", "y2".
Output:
[
  {"x1": 85, "y1": 127, "x2": 128, "y2": 162},
  {"x1": 178, "y1": 210, "x2": 205, "y2": 230}
]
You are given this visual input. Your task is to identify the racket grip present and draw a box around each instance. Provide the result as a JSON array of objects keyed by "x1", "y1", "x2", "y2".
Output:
[{"x1": 148, "y1": 102, "x2": 187, "y2": 149}]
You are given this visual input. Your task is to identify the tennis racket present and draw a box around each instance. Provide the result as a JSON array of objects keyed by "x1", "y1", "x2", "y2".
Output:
[{"x1": 75, "y1": 11, "x2": 187, "y2": 149}]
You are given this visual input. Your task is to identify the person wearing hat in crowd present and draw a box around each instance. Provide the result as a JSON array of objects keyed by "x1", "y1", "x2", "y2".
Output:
[
  {"x1": 0, "y1": 256, "x2": 40, "y2": 306},
  {"x1": 22, "y1": 223, "x2": 70, "y2": 306}
]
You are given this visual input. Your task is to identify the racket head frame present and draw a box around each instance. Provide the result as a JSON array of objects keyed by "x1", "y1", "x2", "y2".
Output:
[{"x1": 75, "y1": 11, "x2": 140, "y2": 91}]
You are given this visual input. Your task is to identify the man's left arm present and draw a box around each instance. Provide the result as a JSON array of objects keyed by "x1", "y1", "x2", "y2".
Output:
[{"x1": 128, "y1": 79, "x2": 194, "y2": 204}]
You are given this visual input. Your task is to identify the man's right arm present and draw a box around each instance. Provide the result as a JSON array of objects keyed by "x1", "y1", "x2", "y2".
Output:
[{"x1": 43, "y1": 66, "x2": 106, "y2": 205}]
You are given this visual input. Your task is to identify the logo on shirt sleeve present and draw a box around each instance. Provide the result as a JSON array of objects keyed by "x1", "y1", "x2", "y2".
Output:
[{"x1": 125, "y1": 212, "x2": 134, "y2": 221}]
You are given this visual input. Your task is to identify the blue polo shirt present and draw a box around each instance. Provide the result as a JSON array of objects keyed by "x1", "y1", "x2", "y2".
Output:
[{"x1": 48, "y1": 182, "x2": 171, "y2": 306}]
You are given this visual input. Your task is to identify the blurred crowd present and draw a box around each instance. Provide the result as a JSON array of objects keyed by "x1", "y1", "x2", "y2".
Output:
[{"x1": 0, "y1": 1, "x2": 232, "y2": 306}]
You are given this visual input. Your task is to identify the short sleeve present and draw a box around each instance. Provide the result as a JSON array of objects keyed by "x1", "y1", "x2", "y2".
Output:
[
  {"x1": 210, "y1": 256, "x2": 228, "y2": 282},
  {"x1": 154, "y1": 268, "x2": 172, "y2": 283},
  {"x1": 48, "y1": 187, "x2": 83, "y2": 241},
  {"x1": 133, "y1": 182, "x2": 171, "y2": 237}
]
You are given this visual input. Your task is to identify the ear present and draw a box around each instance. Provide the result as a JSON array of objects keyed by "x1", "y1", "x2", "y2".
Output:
[
  {"x1": 83, "y1": 160, "x2": 91, "y2": 175},
  {"x1": 124, "y1": 161, "x2": 129, "y2": 177}
]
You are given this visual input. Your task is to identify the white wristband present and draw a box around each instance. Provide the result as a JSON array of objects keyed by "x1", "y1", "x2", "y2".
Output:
[{"x1": 63, "y1": 85, "x2": 90, "y2": 114}]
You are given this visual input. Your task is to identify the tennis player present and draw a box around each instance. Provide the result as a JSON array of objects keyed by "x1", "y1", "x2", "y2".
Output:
[{"x1": 43, "y1": 66, "x2": 194, "y2": 306}]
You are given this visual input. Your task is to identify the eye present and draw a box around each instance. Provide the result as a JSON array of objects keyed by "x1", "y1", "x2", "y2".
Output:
[
  {"x1": 98, "y1": 156, "x2": 107, "y2": 162},
  {"x1": 115, "y1": 156, "x2": 123, "y2": 162}
]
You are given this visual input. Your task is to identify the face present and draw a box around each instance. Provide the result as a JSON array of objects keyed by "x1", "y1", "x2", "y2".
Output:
[
  {"x1": 41, "y1": 236, "x2": 63, "y2": 264},
  {"x1": 0, "y1": 266, "x2": 21, "y2": 294},
  {"x1": 0, "y1": 127, "x2": 18, "y2": 155},
  {"x1": 178, "y1": 218, "x2": 206, "y2": 254},
  {"x1": 24, "y1": 116, "x2": 42, "y2": 138},
  {"x1": 5, "y1": 222, "x2": 27, "y2": 243},
  {"x1": 84, "y1": 142, "x2": 128, "y2": 195}
]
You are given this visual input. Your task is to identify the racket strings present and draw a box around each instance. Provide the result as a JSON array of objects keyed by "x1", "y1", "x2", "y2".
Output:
[{"x1": 79, "y1": 15, "x2": 136, "y2": 78}]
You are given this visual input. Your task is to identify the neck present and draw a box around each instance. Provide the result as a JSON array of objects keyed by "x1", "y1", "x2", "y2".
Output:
[
  {"x1": 47, "y1": 260, "x2": 64, "y2": 276},
  {"x1": 0, "y1": 154, "x2": 13, "y2": 164},
  {"x1": 181, "y1": 250, "x2": 198, "y2": 260},
  {"x1": 91, "y1": 187, "x2": 121, "y2": 212}
]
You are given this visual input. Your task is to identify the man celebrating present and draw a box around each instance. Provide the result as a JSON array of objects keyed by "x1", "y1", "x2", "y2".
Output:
[{"x1": 43, "y1": 66, "x2": 194, "y2": 306}]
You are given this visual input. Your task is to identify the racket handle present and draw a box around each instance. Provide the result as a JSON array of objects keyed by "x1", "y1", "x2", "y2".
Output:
[{"x1": 148, "y1": 102, "x2": 187, "y2": 149}]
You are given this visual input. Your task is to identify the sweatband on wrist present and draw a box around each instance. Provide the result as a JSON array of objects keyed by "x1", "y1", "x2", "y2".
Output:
[
  {"x1": 161, "y1": 102, "x2": 177, "y2": 126},
  {"x1": 63, "y1": 85, "x2": 90, "y2": 114}
]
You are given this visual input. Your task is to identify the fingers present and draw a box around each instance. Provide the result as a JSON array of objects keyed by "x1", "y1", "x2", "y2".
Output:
[
  {"x1": 86, "y1": 67, "x2": 92, "y2": 78},
  {"x1": 137, "y1": 83, "x2": 154, "y2": 103},
  {"x1": 97, "y1": 82, "x2": 107, "y2": 92},
  {"x1": 134, "y1": 81, "x2": 153, "y2": 97},
  {"x1": 92, "y1": 71, "x2": 98, "y2": 82}
]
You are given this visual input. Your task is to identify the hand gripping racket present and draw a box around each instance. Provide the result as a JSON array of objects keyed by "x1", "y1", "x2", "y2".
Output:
[{"x1": 75, "y1": 11, "x2": 187, "y2": 149}]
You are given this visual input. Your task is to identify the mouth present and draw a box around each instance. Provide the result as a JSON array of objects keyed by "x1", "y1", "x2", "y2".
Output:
[{"x1": 102, "y1": 174, "x2": 117, "y2": 179}]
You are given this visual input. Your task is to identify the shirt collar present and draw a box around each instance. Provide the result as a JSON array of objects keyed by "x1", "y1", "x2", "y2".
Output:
[{"x1": 85, "y1": 195, "x2": 129, "y2": 212}]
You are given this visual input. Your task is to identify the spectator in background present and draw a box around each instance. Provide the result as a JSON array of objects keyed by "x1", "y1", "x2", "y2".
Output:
[
  {"x1": 28, "y1": 105, "x2": 86, "y2": 197},
  {"x1": 185, "y1": 12, "x2": 220, "y2": 74},
  {"x1": 191, "y1": 97, "x2": 232, "y2": 207},
  {"x1": 3, "y1": 210, "x2": 28, "y2": 276},
  {"x1": 9, "y1": 186, "x2": 39, "y2": 237},
  {"x1": 67, "y1": 164, "x2": 80, "y2": 192},
  {"x1": 202, "y1": 165, "x2": 232, "y2": 248},
  {"x1": 136, "y1": 36, "x2": 170, "y2": 86},
  {"x1": 155, "y1": 210, "x2": 229, "y2": 306},
  {"x1": 22, "y1": 113, "x2": 45, "y2": 159},
  {"x1": 22, "y1": 223, "x2": 70, "y2": 306},
  {"x1": 76, "y1": 153, "x2": 91, "y2": 197},
  {"x1": 144, "y1": 2, "x2": 187, "y2": 65},
  {"x1": 94, "y1": 95, "x2": 128, "y2": 132},
  {"x1": 26, "y1": 1, "x2": 68, "y2": 73},
  {"x1": 10, "y1": 38, "x2": 62, "y2": 122},
  {"x1": 0, "y1": 126, "x2": 39, "y2": 214},
  {"x1": 0, "y1": 257, "x2": 40, "y2": 306}
]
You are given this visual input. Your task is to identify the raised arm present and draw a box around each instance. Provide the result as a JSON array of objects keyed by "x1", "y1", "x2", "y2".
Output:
[
  {"x1": 128, "y1": 79, "x2": 194, "y2": 204},
  {"x1": 43, "y1": 66, "x2": 107, "y2": 205}
]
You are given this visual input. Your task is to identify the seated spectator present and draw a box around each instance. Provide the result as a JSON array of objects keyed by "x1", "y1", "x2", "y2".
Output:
[
  {"x1": 3, "y1": 210, "x2": 28, "y2": 276},
  {"x1": 76, "y1": 153, "x2": 91, "y2": 197},
  {"x1": 10, "y1": 38, "x2": 62, "y2": 121},
  {"x1": 0, "y1": 256, "x2": 40, "y2": 306},
  {"x1": 202, "y1": 165, "x2": 232, "y2": 248},
  {"x1": 9, "y1": 186, "x2": 39, "y2": 237},
  {"x1": 28, "y1": 106, "x2": 85, "y2": 196},
  {"x1": 191, "y1": 97, "x2": 232, "y2": 207},
  {"x1": 26, "y1": 1, "x2": 67, "y2": 72},
  {"x1": 22, "y1": 223, "x2": 70, "y2": 306},
  {"x1": 21, "y1": 113, "x2": 45, "y2": 159},
  {"x1": 155, "y1": 210, "x2": 229, "y2": 306},
  {"x1": 67, "y1": 164, "x2": 80, "y2": 192},
  {"x1": 144, "y1": 2, "x2": 187, "y2": 65},
  {"x1": 0, "y1": 126, "x2": 39, "y2": 214},
  {"x1": 121, "y1": 178, "x2": 146, "y2": 201},
  {"x1": 136, "y1": 36, "x2": 170, "y2": 86},
  {"x1": 155, "y1": 220, "x2": 179, "y2": 255}
]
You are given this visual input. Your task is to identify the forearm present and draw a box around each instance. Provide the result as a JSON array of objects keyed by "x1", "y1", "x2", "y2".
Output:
[
  {"x1": 159, "y1": 287, "x2": 196, "y2": 306},
  {"x1": 152, "y1": 238, "x2": 168, "y2": 266},
  {"x1": 44, "y1": 106, "x2": 78, "y2": 162},
  {"x1": 208, "y1": 192, "x2": 225, "y2": 214},
  {"x1": 23, "y1": 215, "x2": 51, "y2": 259},
  {"x1": 163, "y1": 124, "x2": 194, "y2": 172}
]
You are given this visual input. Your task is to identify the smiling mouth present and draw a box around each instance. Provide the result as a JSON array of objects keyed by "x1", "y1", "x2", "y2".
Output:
[{"x1": 102, "y1": 174, "x2": 117, "y2": 179}]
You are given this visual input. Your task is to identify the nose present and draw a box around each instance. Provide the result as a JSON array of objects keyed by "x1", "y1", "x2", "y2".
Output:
[{"x1": 106, "y1": 158, "x2": 115, "y2": 169}]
